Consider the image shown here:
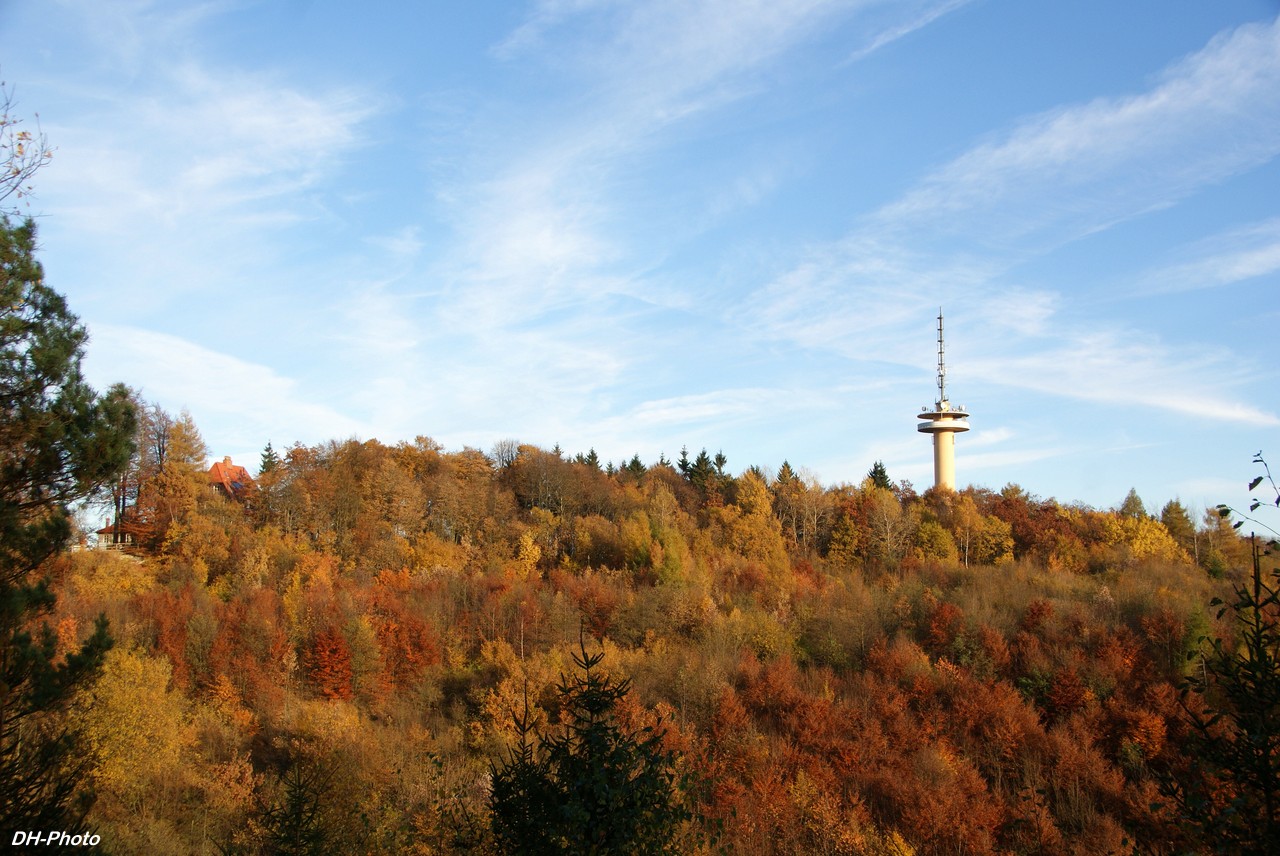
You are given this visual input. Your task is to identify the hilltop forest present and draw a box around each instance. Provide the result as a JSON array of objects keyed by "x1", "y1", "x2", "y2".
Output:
[
  {"x1": 2, "y1": 208, "x2": 1275, "y2": 855},
  {"x1": 31, "y1": 390, "x2": 1270, "y2": 855}
]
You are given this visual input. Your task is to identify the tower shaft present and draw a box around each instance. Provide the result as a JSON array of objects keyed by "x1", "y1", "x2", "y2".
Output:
[{"x1": 932, "y1": 424, "x2": 958, "y2": 490}]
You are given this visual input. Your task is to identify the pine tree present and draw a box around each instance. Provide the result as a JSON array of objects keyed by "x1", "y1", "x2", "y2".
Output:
[
  {"x1": 867, "y1": 460, "x2": 892, "y2": 490},
  {"x1": 489, "y1": 637, "x2": 702, "y2": 854},
  {"x1": 260, "y1": 441, "x2": 280, "y2": 475},
  {"x1": 258, "y1": 761, "x2": 337, "y2": 856},
  {"x1": 1119, "y1": 487, "x2": 1147, "y2": 519},
  {"x1": 689, "y1": 449, "x2": 714, "y2": 490},
  {"x1": 1161, "y1": 499, "x2": 1197, "y2": 558},
  {"x1": 1164, "y1": 459, "x2": 1280, "y2": 853},
  {"x1": 1164, "y1": 538, "x2": 1280, "y2": 854},
  {"x1": 0, "y1": 217, "x2": 136, "y2": 832},
  {"x1": 624, "y1": 454, "x2": 646, "y2": 479}
]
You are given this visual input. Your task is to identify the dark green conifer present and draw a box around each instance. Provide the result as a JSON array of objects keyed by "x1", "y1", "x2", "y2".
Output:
[
  {"x1": 624, "y1": 454, "x2": 646, "y2": 478},
  {"x1": 1164, "y1": 538, "x2": 1280, "y2": 854},
  {"x1": 1161, "y1": 499, "x2": 1196, "y2": 556},
  {"x1": 489, "y1": 637, "x2": 701, "y2": 854},
  {"x1": 0, "y1": 218, "x2": 136, "y2": 832},
  {"x1": 1120, "y1": 487, "x2": 1147, "y2": 519},
  {"x1": 260, "y1": 440, "x2": 280, "y2": 475}
]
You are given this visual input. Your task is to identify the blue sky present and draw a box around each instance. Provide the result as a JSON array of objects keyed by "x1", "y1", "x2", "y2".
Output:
[{"x1": 4, "y1": 0, "x2": 1278, "y2": 515}]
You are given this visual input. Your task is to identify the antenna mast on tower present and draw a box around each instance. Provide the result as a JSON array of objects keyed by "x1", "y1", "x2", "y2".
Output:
[{"x1": 936, "y1": 309, "x2": 947, "y2": 407}]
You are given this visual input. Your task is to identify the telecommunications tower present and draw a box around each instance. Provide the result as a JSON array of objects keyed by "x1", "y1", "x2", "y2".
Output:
[{"x1": 917, "y1": 310, "x2": 969, "y2": 491}]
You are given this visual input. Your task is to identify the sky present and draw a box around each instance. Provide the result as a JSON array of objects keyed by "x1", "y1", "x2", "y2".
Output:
[{"x1": 3, "y1": 0, "x2": 1279, "y2": 516}]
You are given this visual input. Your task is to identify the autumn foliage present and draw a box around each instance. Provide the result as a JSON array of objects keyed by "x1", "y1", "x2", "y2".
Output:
[{"x1": 33, "y1": 427, "x2": 1261, "y2": 854}]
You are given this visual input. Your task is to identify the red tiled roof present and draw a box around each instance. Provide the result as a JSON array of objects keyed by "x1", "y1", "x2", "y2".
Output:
[{"x1": 208, "y1": 456, "x2": 254, "y2": 498}]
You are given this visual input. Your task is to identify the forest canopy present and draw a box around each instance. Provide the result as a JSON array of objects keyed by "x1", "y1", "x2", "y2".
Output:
[{"x1": 33, "y1": 397, "x2": 1269, "y2": 854}]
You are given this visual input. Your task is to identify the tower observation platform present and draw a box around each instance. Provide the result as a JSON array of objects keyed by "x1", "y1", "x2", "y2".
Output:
[{"x1": 917, "y1": 311, "x2": 969, "y2": 491}]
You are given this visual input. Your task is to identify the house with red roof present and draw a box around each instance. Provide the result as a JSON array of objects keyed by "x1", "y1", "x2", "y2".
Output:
[{"x1": 208, "y1": 456, "x2": 255, "y2": 501}]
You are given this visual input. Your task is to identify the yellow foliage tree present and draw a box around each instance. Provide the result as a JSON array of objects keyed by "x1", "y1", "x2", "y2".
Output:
[
  {"x1": 973, "y1": 514, "x2": 1015, "y2": 566},
  {"x1": 513, "y1": 530, "x2": 542, "y2": 580},
  {"x1": 914, "y1": 518, "x2": 959, "y2": 563},
  {"x1": 76, "y1": 648, "x2": 196, "y2": 830},
  {"x1": 1121, "y1": 515, "x2": 1189, "y2": 563}
]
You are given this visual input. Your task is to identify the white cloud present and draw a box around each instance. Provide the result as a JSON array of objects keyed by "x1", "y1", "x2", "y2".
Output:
[
  {"x1": 25, "y1": 4, "x2": 384, "y2": 375},
  {"x1": 962, "y1": 446, "x2": 1065, "y2": 473},
  {"x1": 1137, "y1": 217, "x2": 1280, "y2": 294},
  {"x1": 967, "y1": 426, "x2": 1015, "y2": 449},
  {"x1": 492, "y1": 0, "x2": 618, "y2": 58},
  {"x1": 615, "y1": 388, "x2": 789, "y2": 429},
  {"x1": 844, "y1": 0, "x2": 973, "y2": 63},
  {"x1": 50, "y1": 0, "x2": 230, "y2": 73},
  {"x1": 85, "y1": 323, "x2": 372, "y2": 447},
  {"x1": 450, "y1": 0, "x2": 977, "y2": 330},
  {"x1": 738, "y1": 238, "x2": 1001, "y2": 359},
  {"x1": 364, "y1": 226, "x2": 425, "y2": 260},
  {"x1": 965, "y1": 331, "x2": 1280, "y2": 427},
  {"x1": 874, "y1": 17, "x2": 1280, "y2": 246},
  {"x1": 45, "y1": 64, "x2": 377, "y2": 235}
]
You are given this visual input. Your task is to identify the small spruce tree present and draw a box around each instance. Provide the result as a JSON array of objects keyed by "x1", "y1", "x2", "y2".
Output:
[
  {"x1": 867, "y1": 460, "x2": 892, "y2": 490},
  {"x1": 260, "y1": 440, "x2": 280, "y2": 475},
  {"x1": 489, "y1": 636, "x2": 703, "y2": 855},
  {"x1": 1163, "y1": 457, "x2": 1280, "y2": 853},
  {"x1": 1119, "y1": 487, "x2": 1147, "y2": 519},
  {"x1": 1165, "y1": 538, "x2": 1280, "y2": 854}
]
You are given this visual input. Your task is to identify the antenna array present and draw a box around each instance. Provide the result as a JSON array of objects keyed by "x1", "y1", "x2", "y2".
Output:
[{"x1": 936, "y1": 309, "x2": 947, "y2": 406}]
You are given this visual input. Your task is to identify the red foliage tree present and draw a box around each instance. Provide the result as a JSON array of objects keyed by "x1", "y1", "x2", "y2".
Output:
[
  {"x1": 207, "y1": 587, "x2": 291, "y2": 713},
  {"x1": 926, "y1": 601, "x2": 965, "y2": 657},
  {"x1": 305, "y1": 625, "x2": 354, "y2": 700},
  {"x1": 133, "y1": 585, "x2": 196, "y2": 690}
]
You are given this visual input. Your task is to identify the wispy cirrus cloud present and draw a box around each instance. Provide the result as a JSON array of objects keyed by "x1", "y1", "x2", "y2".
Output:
[
  {"x1": 613, "y1": 388, "x2": 794, "y2": 430},
  {"x1": 20, "y1": 2, "x2": 386, "y2": 457},
  {"x1": 33, "y1": 34, "x2": 381, "y2": 353},
  {"x1": 965, "y1": 331, "x2": 1280, "y2": 427},
  {"x1": 447, "y1": 0, "x2": 976, "y2": 285},
  {"x1": 736, "y1": 236, "x2": 1000, "y2": 360},
  {"x1": 45, "y1": 63, "x2": 378, "y2": 237},
  {"x1": 961, "y1": 447, "x2": 1067, "y2": 474},
  {"x1": 1135, "y1": 217, "x2": 1280, "y2": 295},
  {"x1": 844, "y1": 0, "x2": 973, "y2": 63},
  {"x1": 413, "y1": 0, "x2": 979, "y2": 452},
  {"x1": 873, "y1": 16, "x2": 1280, "y2": 248},
  {"x1": 741, "y1": 14, "x2": 1280, "y2": 429}
]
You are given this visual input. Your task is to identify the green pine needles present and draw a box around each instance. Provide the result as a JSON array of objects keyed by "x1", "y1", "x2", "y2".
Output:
[
  {"x1": 489, "y1": 635, "x2": 707, "y2": 855},
  {"x1": 1168, "y1": 540, "x2": 1280, "y2": 854},
  {"x1": 0, "y1": 217, "x2": 136, "y2": 833},
  {"x1": 1164, "y1": 457, "x2": 1280, "y2": 854}
]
